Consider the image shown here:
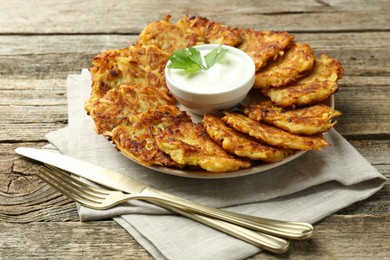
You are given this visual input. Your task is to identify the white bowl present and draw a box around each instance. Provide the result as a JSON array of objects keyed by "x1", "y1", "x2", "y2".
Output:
[{"x1": 165, "y1": 44, "x2": 255, "y2": 115}]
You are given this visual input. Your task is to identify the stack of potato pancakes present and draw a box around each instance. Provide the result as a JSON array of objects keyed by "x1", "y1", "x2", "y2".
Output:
[{"x1": 85, "y1": 15, "x2": 344, "y2": 173}]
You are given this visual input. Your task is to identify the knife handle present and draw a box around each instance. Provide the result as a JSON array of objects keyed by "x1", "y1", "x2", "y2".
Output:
[
  {"x1": 160, "y1": 203, "x2": 289, "y2": 254},
  {"x1": 139, "y1": 186, "x2": 313, "y2": 240}
]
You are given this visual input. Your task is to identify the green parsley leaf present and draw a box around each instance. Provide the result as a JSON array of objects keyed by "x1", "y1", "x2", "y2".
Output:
[
  {"x1": 168, "y1": 45, "x2": 228, "y2": 73},
  {"x1": 168, "y1": 47, "x2": 205, "y2": 72},
  {"x1": 204, "y1": 45, "x2": 229, "y2": 69}
]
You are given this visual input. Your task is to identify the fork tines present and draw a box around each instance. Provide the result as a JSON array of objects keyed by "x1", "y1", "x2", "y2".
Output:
[{"x1": 38, "y1": 165, "x2": 108, "y2": 206}]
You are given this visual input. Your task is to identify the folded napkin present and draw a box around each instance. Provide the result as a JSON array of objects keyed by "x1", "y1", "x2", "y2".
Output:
[{"x1": 45, "y1": 70, "x2": 387, "y2": 260}]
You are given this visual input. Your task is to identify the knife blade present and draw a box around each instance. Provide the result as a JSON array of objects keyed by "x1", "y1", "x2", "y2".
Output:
[
  {"x1": 15, "y1": 146, "x2": 291, "y2": 253},
  {"x1": 16, "y1": 147, "x2": 148, "y2": 194},
  {"x1": 15, "y1": 147, "x2": 313, "y2": 240}
]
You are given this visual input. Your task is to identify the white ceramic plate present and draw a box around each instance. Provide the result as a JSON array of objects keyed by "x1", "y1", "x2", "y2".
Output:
[{"x1": 121, "y1": 90, "x2": 334, "y2": 179}]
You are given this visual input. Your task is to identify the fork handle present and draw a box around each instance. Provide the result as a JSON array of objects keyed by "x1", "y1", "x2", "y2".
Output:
[
  {"x1": 160, "y1": 203, "x2": 289, "y2": 254},
  {"x1": 140, "y1": 186, "x2": 313, "y2": 240}
]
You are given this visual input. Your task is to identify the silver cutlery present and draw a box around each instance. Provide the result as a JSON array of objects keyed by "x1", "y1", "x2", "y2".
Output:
[
  {"x1": 16, "y1": 147, "x2": 314, "y2": 253},
  {"x1": 38, "y1": 164, "x2": 289, "y2": 253}
]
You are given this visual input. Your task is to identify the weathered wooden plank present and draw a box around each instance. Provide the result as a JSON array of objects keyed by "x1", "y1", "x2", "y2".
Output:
[
  {"x1": 2, "y1": 32, "x2": 388, "y2": 56},
  {"x1": 0, "y1": 79, "x2": 67, "y2": 141},
  {"x1": 0, "y1": 221, "x2": 152, "y2": 259},
  {"x1": 0, "y1": 35, "x2": 133, "y2": 80},
  {"x1": 335, "y1": 76, "x2": 390, "y2": 136},
  {"x1": 296, "y1": 32, "x2": 390, "y2": 77},
  {"x1": 1, "y1": 32, "x2": 389, "y2": 80},
  {"x1": 0, "y1": 79, "x2": 66, "y2": 106},
  {"x1": 347, "y1": 139, "x2": 390, "y2": 167},
  {"x1": 0, "y1": 142, "x2": 79, "y2": 223},
  {"x1": 1, "y1": 0, "x2": 389, "y2": 34},
  {"x1": 0, "y1": 215, "x2": 389, "y2": 259},
  {"x1": 0, "y1": 105, "x2": 67, "y2": 141},
  {"x1": 257, "y1": 215, "x2": 390, "y2": 259}
]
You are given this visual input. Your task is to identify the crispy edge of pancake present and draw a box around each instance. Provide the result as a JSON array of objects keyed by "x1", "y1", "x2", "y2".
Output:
[
  {"x1": 238, "y1": 29, "x2": 294, "y2": 71},
  {"x1": 202, "y1": 114, "x2": 294, "y2": 162},
  {"x1": 110, "y1": 105, "x2": 191, "y2": 168},
  {"x1": 136, "y1": 15, "x2": 205, "y2": 54},
  {"x1": 85, "y1": 45, "x2": 171, "y2": 114},
  {"x1": 253, "y1": 42, "x2": 315, "y2": 90},
  {"x1": 90, "y1": 83, "x2": 177, "y2": 136},
  {"x1": 154, "y1": 121, "x2": 251, "y2": 172},
  {"x1": 222, "y1": 112, "x2": 330, "y2": 151},
  {"x1": 137, "y1": 15, "x2": 241, "y2": 53},
  {"x1": 263, "y1": 54, "x2": 344, "y2": 107},
  {"x1": 182, "y1": 16, "x2": 242, "y2": 46},
  {"x1": 243, "y1": 101, "x2": 342, "y2": 135},
  {"x1": 265, "y1": 80, "x2": 340, "y2": 108}
]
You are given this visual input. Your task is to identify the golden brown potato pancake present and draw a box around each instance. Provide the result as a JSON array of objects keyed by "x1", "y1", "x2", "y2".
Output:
[
  {"x1": 137, "y1": 15, "x2": 241, "y2": 53},
  {"x1": 90, "y1": 84, "x2": 176, "y2": 136},
  {"x1": 111, "y1": 105, "x2": 191, "y2": 167},
  {"x1": 180, "y1": 16, "x2": 242, "y2": 46},
  {"x1": 263, "y1": 54, "x2": 344, "y2": 107},
  {"x1": 238, "y1": 29, "x2": 294, "y2": 71},
  {"x1": 137, "y1": 15, "x2": 205, "y2": 54},
  {"x1": 202, "y1": 114, "x2": 294, "y2": 162},
  {"x1": 154, "y1": 120, "x2": 251, "y2": 172},
  {"x1": 242, "y1": 101, "x2": 342, "y2": 135},
  {"x1": 253, "y1": 42, "x2": 314, "y2": 90},
  {"x1": 222, "y1": 112, "x2": 330, "y2": 151},
  {"x1": 85, "y1": 45, "x2": 171, "y2": 113}
]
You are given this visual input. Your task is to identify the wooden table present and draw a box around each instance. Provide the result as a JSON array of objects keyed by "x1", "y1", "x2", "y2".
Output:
[{"x1": 1, "y1": 1, "x2": 389, "y2": 259}]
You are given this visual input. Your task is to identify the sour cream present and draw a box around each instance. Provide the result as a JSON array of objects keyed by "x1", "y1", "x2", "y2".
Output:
[
  {"x1": 167, "y1": 49, "x2": 252, "y2": 94},
  {"x1": 165, "y1": 44, "x2": 255, "y2": 115}
]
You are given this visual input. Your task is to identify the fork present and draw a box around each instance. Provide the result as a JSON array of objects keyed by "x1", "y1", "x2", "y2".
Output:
[
  {"x1": 39, "y1": 164, "x2": 313, "y2": 240},
  {"x1": 38, "y1": 164, "x2": 290, "y2": 253}
]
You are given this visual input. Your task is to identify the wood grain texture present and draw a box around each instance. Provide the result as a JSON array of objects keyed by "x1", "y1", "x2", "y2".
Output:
[
  {"x1": 0, "y1": 215, "x2": 388, "y2": 260},
  {"x1": 0, "y1": 143, "x2": 80, "y2": 223},
  {"x1": 0, "y1": 32, "x2": 389, "y2": 79},
  {"x1": 1, "y1": 0, "x2": 389, "y2": 34},
  {"x1": 0, "y1": 221, "x2": 152, "y2": 259},
  {"x1": 1, "y1": 0, "x2": 389, "y2": 258}
]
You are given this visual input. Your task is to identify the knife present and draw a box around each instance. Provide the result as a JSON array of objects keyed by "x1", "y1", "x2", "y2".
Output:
[{"x1": 15, "y1": 147, "x2": 312, "y2": 240}]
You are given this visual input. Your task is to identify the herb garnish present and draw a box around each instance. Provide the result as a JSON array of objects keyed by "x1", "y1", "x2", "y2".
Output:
[{"x1": 168, "y1": 45, "x2": 228, "y2": 73}]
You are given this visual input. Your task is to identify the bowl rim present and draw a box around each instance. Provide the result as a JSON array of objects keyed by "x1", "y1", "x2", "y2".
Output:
[{"x1": 165, "y1": 44, "x2": 256, "y2": 96}]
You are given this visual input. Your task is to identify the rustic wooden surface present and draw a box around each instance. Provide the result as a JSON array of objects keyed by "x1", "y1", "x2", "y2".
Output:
[{"x1": 1, "y1": 0, "x2": 389, "y2": 259}]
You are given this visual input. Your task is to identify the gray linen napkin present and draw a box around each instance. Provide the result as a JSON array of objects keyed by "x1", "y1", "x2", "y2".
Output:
[{"x1": 45, "y1": 70, "x2": 387, "y2": 260}]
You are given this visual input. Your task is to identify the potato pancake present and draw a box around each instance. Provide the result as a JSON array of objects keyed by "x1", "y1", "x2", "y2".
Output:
[
  {"x1": 137, "y1": 15, "x2": 241, "y2": 53},
  {"x1": 263, "y1": 54, "x2": 344, "y2": 107},
  {"x1": 155, "y1": 120, "x2": 251, "y2": 172},
  {"x1": 222, "y1": 112, "x2": 330, "y2": 151},
  {"x1": 238, "y1": 29, "x2": 294, "y2": 71},
  {"x1": 111, "y1": 105, "x2": 191, "y2": 167},
  {"x1": 242, "y1": 101, "x2": 342, "y2": 135},
  {"x1": 137, "y1": 15, "x2": 205, "y2": 54},
  {"x1": 253, "y1": 42, "x2": 314, "y2": 90},
  {"x1": 180, "y1": 16, "x2": 242, "y2": 46},
  {"x1": 85, "y1": 45, "x2": 171, "y2": 113},
  {"x1": 202, "y1": 114, "x2": 294, "y2": 162},
  {"x1": 90, "y1": 84, "x2": 176, "y2": 136}
]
